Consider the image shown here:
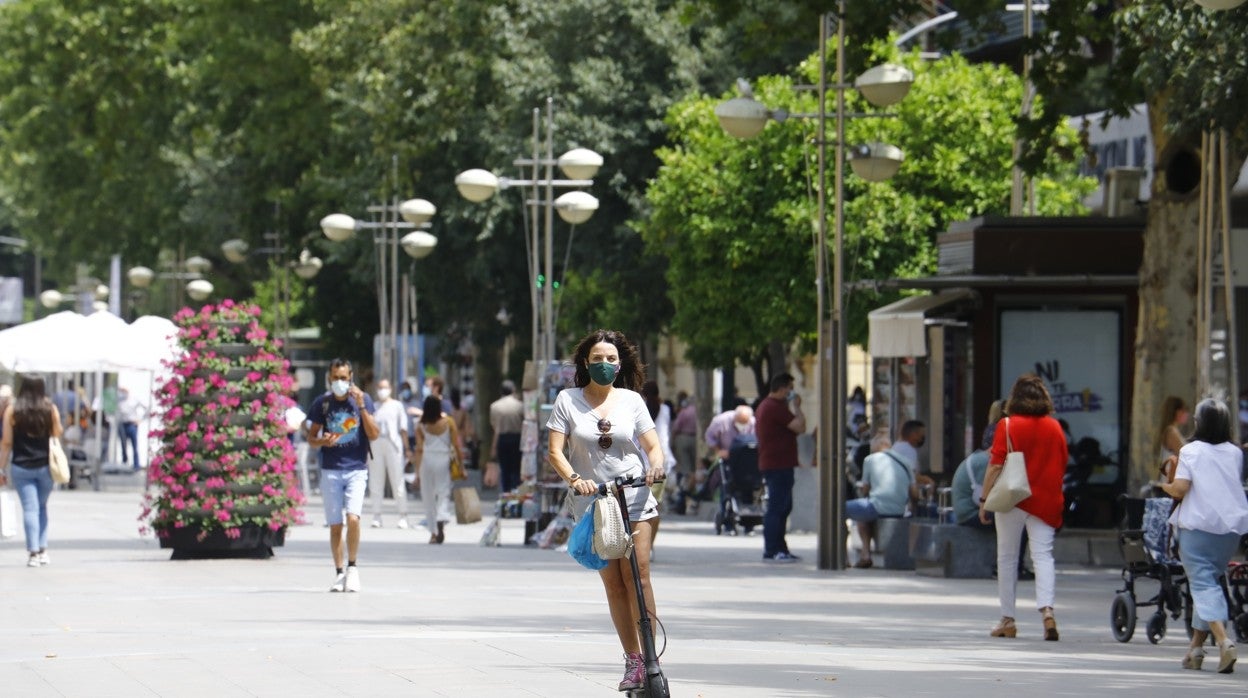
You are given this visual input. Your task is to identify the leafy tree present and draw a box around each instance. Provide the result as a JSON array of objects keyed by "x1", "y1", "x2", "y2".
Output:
[
  {"x1": 638, "y1": 45, "x2": 1093, "y2": 371},
  {"x1": 695, "y1": 1, "x2": 1248, "y2": 492}
]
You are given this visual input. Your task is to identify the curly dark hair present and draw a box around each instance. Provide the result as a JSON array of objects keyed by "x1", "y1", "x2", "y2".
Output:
[
  {"x1": 569, "y1": 329, "x2": 645, "y2": 391},
  {"x1": 1004, "y1": 373, "x2": 1053, "y2": 416}
]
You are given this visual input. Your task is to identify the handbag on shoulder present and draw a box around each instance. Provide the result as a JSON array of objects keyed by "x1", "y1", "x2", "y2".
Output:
[
  {"x1": 48, "y1": 437, "x2": 70, "y2": 485},
  {"x1": 983, "y1": 418, "x2": 1032, "y2": 513}
]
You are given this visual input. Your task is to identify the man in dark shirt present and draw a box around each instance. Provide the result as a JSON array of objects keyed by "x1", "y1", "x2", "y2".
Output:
[
  {"x1": 755, "y1": 373, "x2": 807, "y2": 563},
  {"x1": 308, "y1": 359, "x2": 379, "y2": 593}
]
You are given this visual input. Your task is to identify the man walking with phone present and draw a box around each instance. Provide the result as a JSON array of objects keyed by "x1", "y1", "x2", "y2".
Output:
[{"x1": 308, "y1": 359, "x2": 379, "y2": 592}]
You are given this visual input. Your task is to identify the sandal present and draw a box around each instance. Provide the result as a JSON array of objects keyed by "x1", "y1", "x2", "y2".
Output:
[
  {"x1": 1182, "y1": 646, "x2": 1205, "y2": 671},
  {"x1": 989, "y1": 617, "x2": 1017, "y2": 638},
  {"x1": 1041, "y1": 607, "x2": 1059, "y2": 642}
]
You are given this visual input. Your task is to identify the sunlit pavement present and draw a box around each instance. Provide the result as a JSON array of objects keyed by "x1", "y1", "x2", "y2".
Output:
[{"x1": 1, "y1": 488, "x2": 1243, "y2": 697}]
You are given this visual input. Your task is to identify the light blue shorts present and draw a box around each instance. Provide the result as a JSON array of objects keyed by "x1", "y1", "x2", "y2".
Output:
[
  {"x1": 846, "y1": 498, "x2": 880, "y2": 522},
  {"x1": 321, "y1": 469, "x2": 368, "y2": 524}
]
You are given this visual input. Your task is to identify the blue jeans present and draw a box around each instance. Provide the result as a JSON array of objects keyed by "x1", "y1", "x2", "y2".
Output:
[
  {"x1": 1178, "y1": 528, "x2": 1242, "y2": 632},
  {"x1": 120, "y1": 422, "x2": 140, "y2": 468},
  {"x1": 762, "y1": 468, "x2": 794, "y2": 557},
  {"x1": 321, "y1": 469, "x2": 369, "y2": 525},
  {"x1": 11, "y1": 464, "x2": 53, "y2": 552}
]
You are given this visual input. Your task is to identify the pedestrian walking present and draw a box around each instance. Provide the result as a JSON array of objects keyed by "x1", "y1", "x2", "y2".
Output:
[
  {"x1": 413, "y1": 394, "x2": 461, "y2": 545},
  {"x1": 487, "y1": 379, "x2": 524, "y2": 493},
  {"x1": 0, "y1": 375, "x2": 65, "y2": 567},
  {"x1": 308, "y1": 359, "x2": 379, "y2": 593},
  {"x1": 368, "y1": 379, "x2": 410, "y2": 529},
  {"x1": 670, "y1": 391, "x2": 699, "y2": 490},
  {"x1": 755, "y1": 373, "x2": 806, "y2": 564},
  {"x1": 116, "y1": 385, "x2": 147, "y2": 471},
  {"x1": 979, "y1": 373, "x2": 1067, "y2": 641},
  {"x1": 1160, "y1": 398, "x2": 1248, "y2": 673},
  {"x1": 546, "y1": 329, "x2": 665, "y2": 692}
]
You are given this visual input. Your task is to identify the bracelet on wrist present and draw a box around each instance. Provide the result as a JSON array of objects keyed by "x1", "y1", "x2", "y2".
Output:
[{"x1": 567, "y1": 473, "x2": 580, "y2": 485}]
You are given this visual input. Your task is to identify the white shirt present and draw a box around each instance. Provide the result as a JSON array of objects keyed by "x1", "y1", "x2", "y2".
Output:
[
  {"x1": 646, "y1": 403, "x2": 676, "y2": 476},
  {"x1": 890, "y1": 441, "x2": 919, "y2": 470},
  {"x1": 1170, "y1": 440, "x2": 1248, "y2": 535},
  {"x1": 547, "y1": 387, "x2": 657, "y2": 519},
  {"x1": 372, "y1": 398, "x2": 408, "y2": 453}
]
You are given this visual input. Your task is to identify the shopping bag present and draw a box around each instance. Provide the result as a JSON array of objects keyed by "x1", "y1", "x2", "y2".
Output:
[
  {"x1": 984, "y1": 418, "x2": 1032, "y2": 513},
  {"x1": 453, "y1": 486, "x2": 483, "y2": 524},
  {"x1": 0, "y1": 490, "x2": 16, "y2": 538},
  {"x1": 479, "y1": 516, "x2": 501, "y2": 547},
  {"x1": 567, "y1": 511, "x2": 608, "y2": 570}
]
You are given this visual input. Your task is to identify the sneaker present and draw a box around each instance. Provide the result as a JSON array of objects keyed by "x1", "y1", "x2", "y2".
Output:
[
  {"x1": 329, "y1": 571, "x2": 346, "y2": 592},
  {"x1": 344, "y1": 566, "x2": 361, "y2": 592},
  {"x1": 37, "y1": 551, "x2": 49, "y2": 566},
  {"x1": 764, "y1": 552, "x2": 799, "y2": 564},
  {"x1": 370, "y1": 518, "x2": 382, "y2": 529},
  {"x1": 27, "y1": 554, "x2": 40, "y2": 568},
  {"x1": 618, "y1": 652, "x2": 644, "y2": 691},
  {"x1": 396, "y1": 518, "x2": 409, "y2": 530},
  {"x1": 1218, "y1": 640, "x2": 1237, "y2": 674}
]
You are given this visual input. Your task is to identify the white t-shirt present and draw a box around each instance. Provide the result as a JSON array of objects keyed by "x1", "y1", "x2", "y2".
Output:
[
  {"x1": 373, "y1": 399, "x2": 408, "y2": 453},
  {"x1": 1169, "y1": 440, "x2": 1248, "y2": 535},
  {"x1": 547, "y1": 387, "x2": 658, "y2": 520}
]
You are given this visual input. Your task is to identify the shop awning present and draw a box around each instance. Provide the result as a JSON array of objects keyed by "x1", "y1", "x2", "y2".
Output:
[{"x1": 868, "y1": 290, "x2": 974, "y2": 358}]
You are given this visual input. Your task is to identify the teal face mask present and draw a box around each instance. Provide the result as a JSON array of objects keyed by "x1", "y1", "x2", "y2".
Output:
[{"x1": 588, "y1": 361, "x2": 618, "y2": 386}]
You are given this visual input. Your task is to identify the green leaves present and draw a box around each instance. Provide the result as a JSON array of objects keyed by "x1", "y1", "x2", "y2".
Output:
[{"x1": 639, "y1": 43, "x2": 1095, "y2": 365}]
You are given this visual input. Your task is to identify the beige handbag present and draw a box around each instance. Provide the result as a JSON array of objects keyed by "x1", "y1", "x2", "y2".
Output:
[
  {"x1": 48, "y1": 437, "x2": 70, "y2": 485},
  {"x1": 983, "y1": 418, "x2": 1032, "y2": 513},
  {"x1": 592, "y1": 486, "x2": 633, "y2": 560}
]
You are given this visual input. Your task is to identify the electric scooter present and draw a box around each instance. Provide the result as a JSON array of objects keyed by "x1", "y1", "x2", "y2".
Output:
[{"x1": 599, "y1": 476, "x2": 670, "y2": 698}]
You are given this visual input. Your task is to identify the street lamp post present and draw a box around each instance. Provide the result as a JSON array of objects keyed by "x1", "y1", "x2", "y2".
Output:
[
  {"x1": 221, "y1": 230, "x2": 323, "y2": 349},
  {"x1": 715, "y1": 5, "x2": 912, "y2": 571},
  {"x1": 320, "y1": 196, "x2": 437, "y2": 384},
  {"x1": 127, "y1": 252, "x2": 215, "y2": 314},
  {"x1": 456, "y1": 99, "x2": 602, "y2": 380}
]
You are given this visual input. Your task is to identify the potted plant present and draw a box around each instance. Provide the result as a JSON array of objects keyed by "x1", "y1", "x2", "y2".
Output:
[{"x1": 141, "y1": 300, "x2": 305, "y2": 558}]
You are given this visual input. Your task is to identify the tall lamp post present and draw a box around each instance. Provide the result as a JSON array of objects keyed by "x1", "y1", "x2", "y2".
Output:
[
  {"x1": 221, "y1": 232, "x2": 323, "y2": 349},
  {"x1": 455, "y1": 99, "x2": 602, "y2": 379},
  {"x1": 715, "y1": 5, "x2": 912, "y2": 571},
  {"x1": 320, "y1": 197, "x2": 437, "y2": 384},
  {"x1": 128, "y1": 253, "x2": 216, "y2": 313}
]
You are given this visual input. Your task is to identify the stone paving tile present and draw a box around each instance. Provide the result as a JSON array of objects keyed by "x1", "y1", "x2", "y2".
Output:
[{"x1": 2, "y1": 489, "x2": 1247, "y2": 696}]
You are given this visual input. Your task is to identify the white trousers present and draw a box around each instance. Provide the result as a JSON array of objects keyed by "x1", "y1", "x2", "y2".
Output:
[
  {"x1": 420, "y1": 452, "x2": 453, "y2": 532},
  {"x1": 994, "y1": 507, "x2": 1056, "y2": 617},
  {"x1": 368, "y1": 441, "x2": 408, "y2": 519}
]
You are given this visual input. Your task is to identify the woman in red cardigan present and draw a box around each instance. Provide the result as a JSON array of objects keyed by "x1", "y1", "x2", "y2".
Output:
[{"x1": 979, "y1": 374, "x2": 1068, "y2": 641}]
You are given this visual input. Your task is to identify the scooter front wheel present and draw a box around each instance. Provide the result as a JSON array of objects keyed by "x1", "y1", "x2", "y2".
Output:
[{"x1": 647, "y1": 672, "x2": 669, "y2": 698}]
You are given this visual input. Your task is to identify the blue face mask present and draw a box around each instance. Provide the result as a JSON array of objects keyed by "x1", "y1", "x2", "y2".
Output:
[{"x1": 588, "y1": 362, "x2": 618, "y2": 386}]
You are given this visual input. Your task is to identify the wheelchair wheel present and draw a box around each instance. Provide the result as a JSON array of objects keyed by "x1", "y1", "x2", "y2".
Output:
[
  {"x1": 714, "y1": 511, "x2": 723, "y2": 535},
  {"x1": 1111, "y1": 592, "x2": 1136, "y2": 643},
  {"x1": 1146, "y1": 613, "x2": 1166, "y2": 644},
  {"x1": 1235, "y1": 612, "x2": 1248, "y2": 643}
]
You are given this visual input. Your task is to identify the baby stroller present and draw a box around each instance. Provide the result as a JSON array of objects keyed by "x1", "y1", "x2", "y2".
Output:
[
  {"x1": 714, "y1": 433, "x2": 764, "y2": 536},
  {"x1": 1111, "y1": 497, "x2": 1192, "y2": 643}
]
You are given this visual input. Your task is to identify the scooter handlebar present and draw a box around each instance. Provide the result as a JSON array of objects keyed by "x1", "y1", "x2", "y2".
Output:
[{"x1": 595, "y1": 474, "x2": 664, "y2": 496}]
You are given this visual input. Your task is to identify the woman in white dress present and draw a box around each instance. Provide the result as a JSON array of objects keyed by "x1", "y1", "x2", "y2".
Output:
[
  {"x1": 413, "y1": 395, "x2": 460, "y2": 544},
  {"x1": 547, "y1": 329, "x2": 665, "y2": 692}
]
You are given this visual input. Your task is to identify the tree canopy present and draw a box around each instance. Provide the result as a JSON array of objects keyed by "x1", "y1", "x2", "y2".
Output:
[{"x1": 638, "y1": 44, "x2": 1094, "y2": 368}]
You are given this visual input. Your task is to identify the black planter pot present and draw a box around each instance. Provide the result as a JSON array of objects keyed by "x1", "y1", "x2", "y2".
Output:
[{"x1": 158, "y1": 523, "x2": 286, "y2": 560}]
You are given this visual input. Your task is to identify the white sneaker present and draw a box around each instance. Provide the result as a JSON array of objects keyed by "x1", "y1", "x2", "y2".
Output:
[
  {"x1": 396, "y1": 518, "x2": 409, "y2": 529},
  {"x1": 344, "y1": 566, "x2": 360, "y2": 592},
  {"x1": 26, "y1": 554, "x2": 40, "y2": 568},
  {"x1": 329, "y1": 571, "x2": 346, "y2": 592},
  {"x1": 37, "y1": 551, "x2": 49, "y2": 566},
  {"x1": 370, "y1": 518, "x2": 382, "y2": 528}
]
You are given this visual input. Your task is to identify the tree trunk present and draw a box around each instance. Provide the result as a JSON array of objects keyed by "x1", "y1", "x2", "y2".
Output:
[{"x1": 1127, "y1": 98, "x2": 1201, "y2": 494}]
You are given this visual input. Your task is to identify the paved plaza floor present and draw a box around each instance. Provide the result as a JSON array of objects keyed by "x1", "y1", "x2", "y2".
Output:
[{"x1": 1, "y1": 487, "x2": 1245, "y2": 697}]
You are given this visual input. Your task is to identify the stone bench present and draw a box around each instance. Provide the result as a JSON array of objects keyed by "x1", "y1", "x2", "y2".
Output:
[
  {"x1": 876, "y1": 516, "x2": 914, "y2": 570},
  {"x1": 910, "y1": 521, "x2": 995, "y2": 578}
]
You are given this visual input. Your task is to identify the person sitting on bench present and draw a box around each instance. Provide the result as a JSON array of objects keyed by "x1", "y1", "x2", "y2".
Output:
[{"x1": 846, "y1": 434, "x2": 919, "y2": 568}]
